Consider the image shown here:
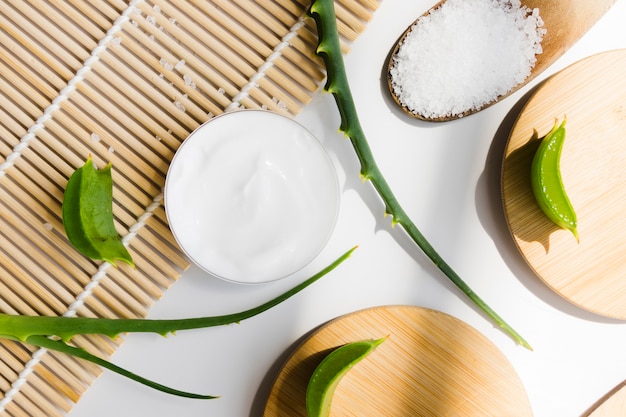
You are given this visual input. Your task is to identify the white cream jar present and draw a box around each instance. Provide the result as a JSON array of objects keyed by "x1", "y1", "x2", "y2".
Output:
[{"x1": 165, "y1": 110, "x2": 339, "y2": 284}]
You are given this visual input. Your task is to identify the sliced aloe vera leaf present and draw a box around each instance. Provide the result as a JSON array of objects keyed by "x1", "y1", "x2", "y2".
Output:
[
  {"x1": 530, "y1": 118, "x2": 579, "y2": 240},
  {"x1": 306, "y1": 337, "x2": 386, "y2": 417},
  {"x1": 62, "y1": 156, "x2": 134, "y2": 266}
]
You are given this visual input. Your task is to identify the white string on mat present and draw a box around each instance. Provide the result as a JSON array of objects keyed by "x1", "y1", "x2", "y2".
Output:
[
  {"x1": 0, "y1": 190, "x2": 163, "y2": 412},
  {"x1": 225, "y1": 16, "x2": 307, "y2": 112},
  {"x1": 63, "y1": 191, "x2": 165, "y2": 319},
  {"x1": 0, "y1": 0, "x2": 145, "y2": 411},
  {"x1": 1, "y1": 3, "x2": 318, "y2": 412}
]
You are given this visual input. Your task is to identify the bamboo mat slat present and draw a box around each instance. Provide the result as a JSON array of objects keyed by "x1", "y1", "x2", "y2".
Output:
[{"x1": 0, "y1": 0, "x2": 380, "y2": 414}]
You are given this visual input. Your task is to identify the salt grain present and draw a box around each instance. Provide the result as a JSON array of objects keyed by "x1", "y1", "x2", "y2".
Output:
[
  {"x1": 91, "y1": 133, "x2": 100, "y2": 142},
  {"x1": 159, "y1": 58, "x2": 174, "y2": 71},
  {"x1": 389, "y1": 0, "x2": 546, "y2": 119},
  {"x1": 183, "y1": 74, "x2": 196, "y2": 88},
  {"x1": 174, "y1": 100, "x2": 185, "y2": 112},
  {"x1": 43, "y1": 222, "x2": 53, "y2": 231},
  {"x1": 175, "y1": 59, "x2": 185, "y2": 70}
]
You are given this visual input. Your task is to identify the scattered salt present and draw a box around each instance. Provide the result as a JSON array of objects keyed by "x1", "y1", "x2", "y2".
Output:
[
  {"x1": 146, "y1": 15, "x2": 156, "y2": 25},
  {"x1": 159, "y1": 58, "x2": 174, "y2": 71},
  {"x1": 43, "y1": 222, "x2": 53, "y2": 231},
  {"x1": 217, "y1": 87, "x2": 225, "y2": 95},
  {"x1": 183, "y1": 74, "x2": 196, "y2": 88},
  {"x1": 389, "y1": 0, "x2": 545, "y2": 119},
  {"x1": 174, "y1": 100, "x2": 185, "y2": 112},
  {"x1": 108, "y1": 146, "x2": 115, "y2": 153},
  {"x1": 111, "y1": 36, "x2": 122, "y2": 45},
  {"x1": 175, "y1": 59, "x2": 185, "y2": 70},
  {"x1": 91, "y1": 133, "x2": 100, "y2": 142}
]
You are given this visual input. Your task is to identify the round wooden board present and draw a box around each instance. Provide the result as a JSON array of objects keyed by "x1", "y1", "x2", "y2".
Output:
[
  {"x1": 502, "y1": 49, "x2": 626, "y2": 319},
  {"x1": 263, "y1": 306, "x2": 532, "y2": 416}
]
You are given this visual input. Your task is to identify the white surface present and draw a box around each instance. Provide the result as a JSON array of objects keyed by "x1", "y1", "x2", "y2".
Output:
[{"x1": 69, "y1": 1, "x2": 626, "y2": 416}]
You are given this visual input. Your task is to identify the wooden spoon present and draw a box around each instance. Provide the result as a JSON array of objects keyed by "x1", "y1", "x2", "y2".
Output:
[{"x1": 386, "y1": 0, "x2": 617, "y2": 122}]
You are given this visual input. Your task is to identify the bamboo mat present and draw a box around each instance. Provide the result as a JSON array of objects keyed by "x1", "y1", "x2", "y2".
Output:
[{"x1": 0, "y1": 0, "x2": 380, "y2": 415}]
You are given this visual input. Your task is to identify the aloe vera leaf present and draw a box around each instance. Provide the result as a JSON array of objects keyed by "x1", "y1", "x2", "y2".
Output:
[
  {"x1": 0, "y1": 247, "x2": 355, "y2": 342},
  {"x1": 62, "y1": 156, "x2": 134, "y2": 267},
  {"x1": 530, "y1": 118, "x2": 578, "y2": 240},
  {"x1": 307, "y1": 0, "x2": 530, "y2": 350},
  {"x1": 306, "y1": 337, "x2": 386, "y2": 417},
  {"x1": 18, "y1": 335, "x2": 216, "y2": 399},
  {"x1": 0, "y1": 246, "x2": 356, "y2": 397}
]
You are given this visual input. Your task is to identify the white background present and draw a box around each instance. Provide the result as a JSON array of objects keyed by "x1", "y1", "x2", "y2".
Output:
[{"x1": 70, "y1": 1, "x2": 626, "y2": 416}]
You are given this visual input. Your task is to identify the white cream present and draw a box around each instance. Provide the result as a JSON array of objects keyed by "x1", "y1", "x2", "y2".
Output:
[{"x1": 165, "y1": 110, "x2": 339, "y2": 283}]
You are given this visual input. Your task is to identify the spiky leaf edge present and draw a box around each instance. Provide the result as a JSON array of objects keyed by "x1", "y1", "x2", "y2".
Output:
[{"x1": 307, "y1": 0, "x2": 530, "y2": 349}]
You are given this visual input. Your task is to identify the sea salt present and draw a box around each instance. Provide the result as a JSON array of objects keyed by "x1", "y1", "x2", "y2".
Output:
[
  {"x1": 174, "y1": 100, "x2": 185, "y2": 112},
  {"x1": 159, "y1": 58, "x2": 174, "y2": 71},
  {"x1": 183, "y1": 74, "x2": 196, "y2": 88},
  {"x1": 389, "y1": 0, "x2": 545, "y2": 119},
  {"x1": 91, "y1": 133, "x2": 100, "y2": 142}
]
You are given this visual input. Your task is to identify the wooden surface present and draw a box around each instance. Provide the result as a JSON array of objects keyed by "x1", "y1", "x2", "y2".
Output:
[
  {"x1": 585, "y1": 380, "x2": 626, "y2": 417},
  {"x1": 387, "y1": 0, "x2": 617, "y2": 121},
  {"x1": 524, "y1": 0, "x2": 616, "y2": 82},
  {"x1": 264, "y1": 306, "x2": 532, "y2": 416},
  {"x1": 502, "y1": 49, "x2": 626, "y2": 319},
  {"x1": 0, "y1": 1, "x2": 379, "y2": 415}
]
